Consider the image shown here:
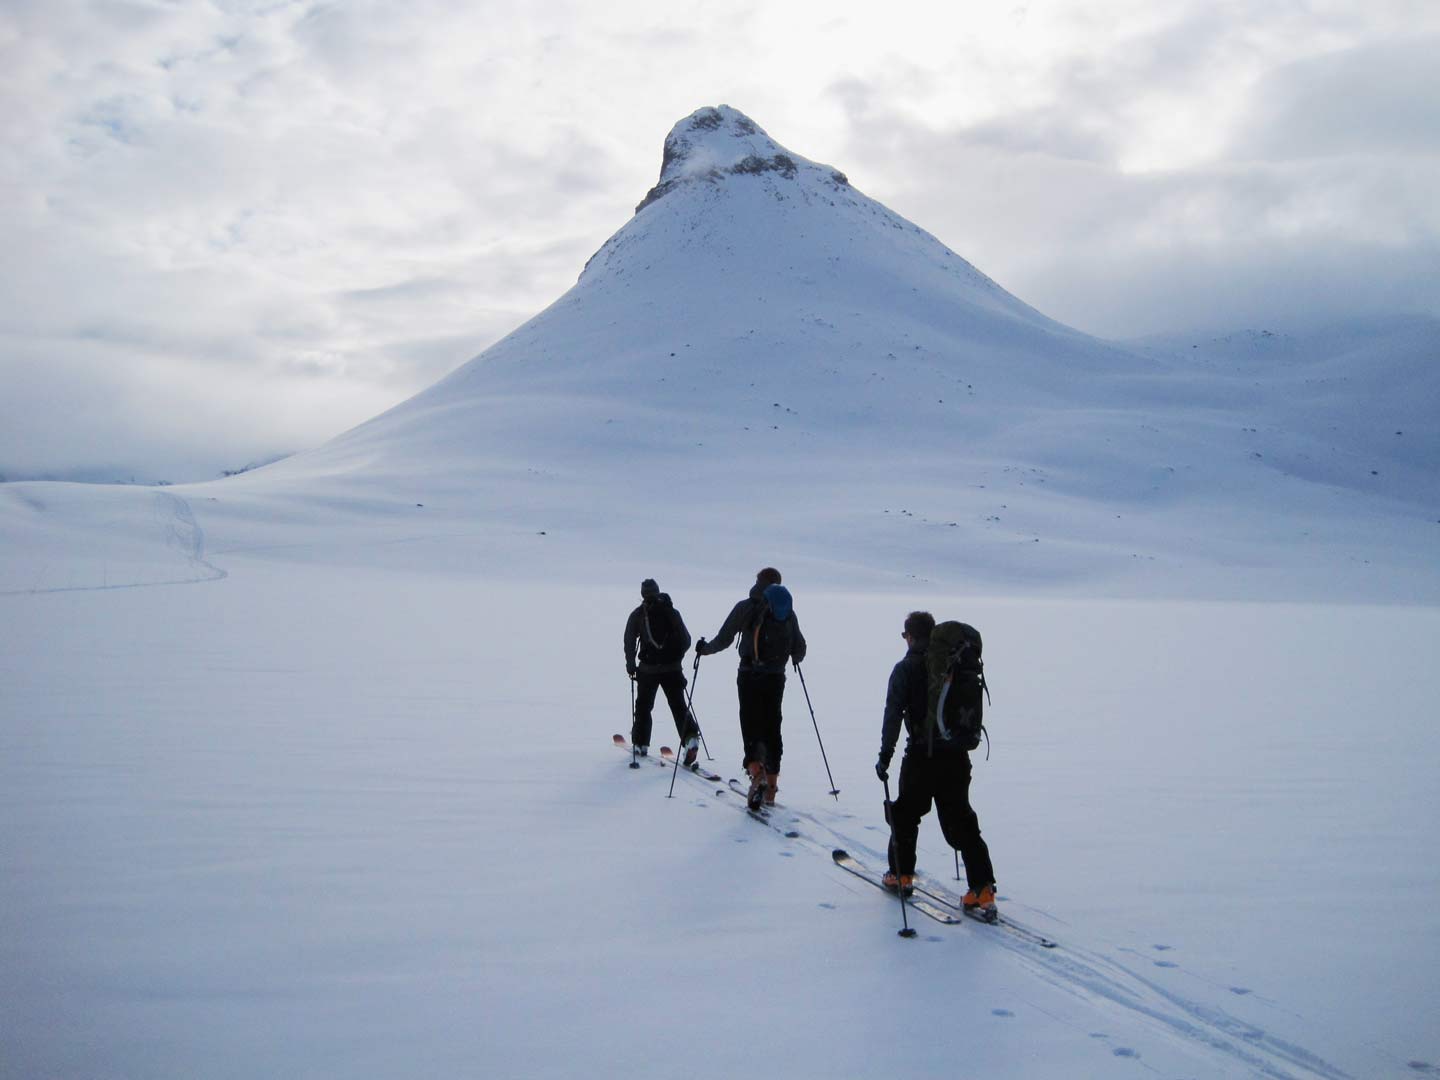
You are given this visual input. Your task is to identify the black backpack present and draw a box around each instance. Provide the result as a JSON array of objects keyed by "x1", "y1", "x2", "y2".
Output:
[
  {"x1": 924, "y1": 621, "x2": 990, "y2": 753},
  {"x1": 751, "y1": 584, "x2": 795, "y2": 671},
  {"x1": 642, "y1": 595, "x2": 684, "y2": 665}
]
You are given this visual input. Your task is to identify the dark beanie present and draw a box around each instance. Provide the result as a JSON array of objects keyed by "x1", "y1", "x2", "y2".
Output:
[{"x1": 640, "y1": 578, "x2": 660, "y2": 599}]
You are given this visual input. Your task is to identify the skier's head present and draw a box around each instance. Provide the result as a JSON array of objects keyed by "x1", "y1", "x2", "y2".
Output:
[
  {"x1": 640, "y1": 578, "x2": 660, "y2": 602},
  {"x1": 903, "y1": 611, "x2": 935, "y2": 645},
  {"x1": 755, "y1": 567, "x2": 782, "y2": 588}
]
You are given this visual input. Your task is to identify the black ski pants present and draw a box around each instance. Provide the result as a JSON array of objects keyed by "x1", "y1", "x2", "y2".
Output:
[
  {"x1": 632, "y1": 670, "x2": 696, "y2": 748},
  {"x1": 888, "y1": 748, "x2": 995, "y2": 889},
  {"x1": 737, "y1": 670, "x2": 785, "y2": 774}
]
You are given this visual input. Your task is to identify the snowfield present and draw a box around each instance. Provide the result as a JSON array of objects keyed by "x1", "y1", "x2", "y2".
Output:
[
  {"x1": 4, "y1": 566, "x2": 1438, "y2": 1078},
  {"x1": 3, "y1": 106, "x2": 1438, "y2": 1078}
]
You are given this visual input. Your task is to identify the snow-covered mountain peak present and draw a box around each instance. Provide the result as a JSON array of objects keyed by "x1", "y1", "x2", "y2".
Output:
[
  {"x1": 99, "y1": 107, "x2": 1430, "y2": 608},
  {"x1": 577, "y1": 105, "x2": 1058, "y2": 336},
  {"x1": 636, "y1": 104, "x2": 847, "y2": 213}
]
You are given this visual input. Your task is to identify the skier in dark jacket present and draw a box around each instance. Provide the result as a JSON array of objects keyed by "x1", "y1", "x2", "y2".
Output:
[
  {"x1": 624, "y1": 579, "x2": 700, "y2": 763},
  {"x1": 876, "y1": 610, "x2": 997, "y2": 917},
  {"x1": 694, "y1": 567, "x2": 806, "y2": 807}
]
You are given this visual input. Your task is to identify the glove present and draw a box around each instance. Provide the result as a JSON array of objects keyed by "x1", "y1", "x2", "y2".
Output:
[
  {"x1": 695, "y1": 637, "x2": 708, "y2": 656},
  {"x1": 875, "y1": 757, "x2": 890, "y2": 782},
  {"x1": 626, "y1": 661, "x2": 636, "y2": 677}
]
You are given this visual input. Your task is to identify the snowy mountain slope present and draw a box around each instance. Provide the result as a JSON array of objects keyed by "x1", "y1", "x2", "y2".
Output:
[
  {"x1": 180, "y1": 108, "x2": 1440, "y2": 599},
  {"x1": 3, "y1": 105, "x2": 1436, "y2": 600},
  {"x1": 1132, "y1": 317, "x2": 1440, "y2": 505},
  {"x1": 241, "y1": 105, "x2": 1148, "y2": 483}
]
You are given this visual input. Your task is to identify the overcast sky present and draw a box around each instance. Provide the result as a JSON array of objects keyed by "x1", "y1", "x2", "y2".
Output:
[{"x1": 4, "y1": 0, "x2": 1438, "y2": 482}]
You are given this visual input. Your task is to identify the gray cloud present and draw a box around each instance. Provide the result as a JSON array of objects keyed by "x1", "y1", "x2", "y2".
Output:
[
  {"x1": 827, "y1": 9, "x2": 1440, "y2": 338},
  {"x1": 4, "y1": 0, "x2": 1440, "y2": 479},
  {"x1": 1231, "y1": 36, "x2": 1440, "y2": 159},
  {"x1": 0, "y1": 0, "x2": 641, "y2": 480}
]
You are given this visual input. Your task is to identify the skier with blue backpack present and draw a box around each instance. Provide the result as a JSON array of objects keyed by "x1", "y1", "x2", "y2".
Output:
[
  {"x1": 875, "y1": 610, "x2": 998, "y2": 919},
  {"x1": 695, "y1": 567, "x2": 807, "y2": 809}
]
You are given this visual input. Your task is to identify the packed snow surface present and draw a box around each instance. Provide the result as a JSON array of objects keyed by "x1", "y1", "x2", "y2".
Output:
[{"x1": 3, "y1": 106, "x2": 1438, "y2": 1078}]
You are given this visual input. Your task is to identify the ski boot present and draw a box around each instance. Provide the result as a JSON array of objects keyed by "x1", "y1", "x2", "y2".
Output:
[
  {"x1": 745, "y1": 760, "x2": 768, "y2": 811},
  {"x1": 881, "y1": 870, "x2": 915, "y2": 897},
  {"x1": 963, "y1": 883, "x2": 998, "y2": 922}
]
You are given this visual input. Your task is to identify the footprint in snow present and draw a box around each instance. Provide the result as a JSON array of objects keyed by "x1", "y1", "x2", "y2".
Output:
[
  {"x1": 1152, "y1": 944, "x2": 1173, "y2": 951},
  {"x1": 1111, "y1": 1047, "x2": 1139, "y2": 1059},
  {"x1": 1153, "y1": 960, "x2": 1179, "y2": 968},
  {"x1": 1229, "y1": 986, "x2": 1252, "y2": 996},
  {"x1": 1407, "y1": 1061, "x2": 1433, "y2": 1072},
  {"x1": 817, "y1": 903, "x2": 836, "y2": 910},
  {"x1": 778, "y1": 851, "x2": 794, "y2": 858},
  {"x1": 991, "y1": 1009, "x2": 1014, "y2": 1018}
]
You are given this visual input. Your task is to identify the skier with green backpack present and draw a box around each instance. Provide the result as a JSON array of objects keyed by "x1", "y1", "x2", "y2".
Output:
[{"x1": 874, "y1": 610, "x2": 997, "y2": 919}]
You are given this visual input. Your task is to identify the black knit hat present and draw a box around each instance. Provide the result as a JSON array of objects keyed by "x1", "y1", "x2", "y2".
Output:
[{"x1": 640, "y1": 578, "x2": 660, "y2": 599}]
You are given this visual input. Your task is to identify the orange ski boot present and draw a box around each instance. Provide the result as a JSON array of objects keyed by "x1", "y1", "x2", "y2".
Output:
[{"x1": 963, "y1": 883, "x2": 998, "y2": 921}]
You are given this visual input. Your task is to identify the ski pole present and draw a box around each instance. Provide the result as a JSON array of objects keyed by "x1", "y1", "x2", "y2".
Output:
[
  {"x1": 884, "y1": 777, "x2": 916, "y2": 939},
  {"x1": 694, "y1": 707, "x2": 712, "y2": 761},
  {"x1": 666, "y1": 733, "x2": 682, "y2": 798},
  {"x1": 684, "y1": 651, "x2": 713, "y2": 761},
  {"x1": 794, "y1": 662, "x2": 839, "y2": 799},
  {"x1": 666, "y1": 668, "x2": 688, "y2": 799},
  {"x1": 686, "y1": 699, "x2": 713, "y2": 763},
  {"x1": 629, "y1": 675, "x2": 640, "y2": 769}
]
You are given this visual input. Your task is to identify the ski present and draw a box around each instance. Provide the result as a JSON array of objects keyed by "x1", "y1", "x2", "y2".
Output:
[
  {"x1": 908, "y1": 878, "x2": 1058, "y2": 948},
  {"x1": 611, "y1": 734, "x2": 671, "y2": 770},
  {"x1": 722, "y1": 779, "x2": 800, "y2": 838},
  {"x1": 830, "y1": 850, "x2": 960, "y2": 925},
  {"x1": 960, "y1": 906, "x2": 1056, "y2": 947},
  {"x1": 726, "y1": 777, "x2": 774, "y2": 815},
  {"x1": 658, "y1": 746, "x2": 722, "y2": 782}
]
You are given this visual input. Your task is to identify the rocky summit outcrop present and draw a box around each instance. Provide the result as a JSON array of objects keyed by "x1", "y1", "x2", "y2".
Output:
[{"x1": 635, "y1": 105, "x2": 849, "y2": 213}]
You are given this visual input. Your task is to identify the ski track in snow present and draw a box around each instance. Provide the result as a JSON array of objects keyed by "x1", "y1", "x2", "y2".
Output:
[
  {"x1": 654, "y1": 754, "x2": 1354, "y2": 1080},
  {"x1": 0, "y1": 491, "x2": 227, "y2": 596},
  {"x1": 155, "y1": 492, "x2": 228, "y2": 586}
]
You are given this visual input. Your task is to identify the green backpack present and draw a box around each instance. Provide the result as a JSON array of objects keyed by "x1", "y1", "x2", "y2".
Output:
[{"x1": 924, "y1": 621, "x2": 990, "y2": 754}]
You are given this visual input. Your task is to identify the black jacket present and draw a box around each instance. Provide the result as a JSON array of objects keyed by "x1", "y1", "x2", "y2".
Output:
[
  {"x1": 879, "y1": 643, "x2": 935, "y2": 766},
  {"x1": 624, "y1": 595, "x2": 691, "y2": 674},
  {"x1": 699, "y1": 582, "x2": 807, "y2": 674}
]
